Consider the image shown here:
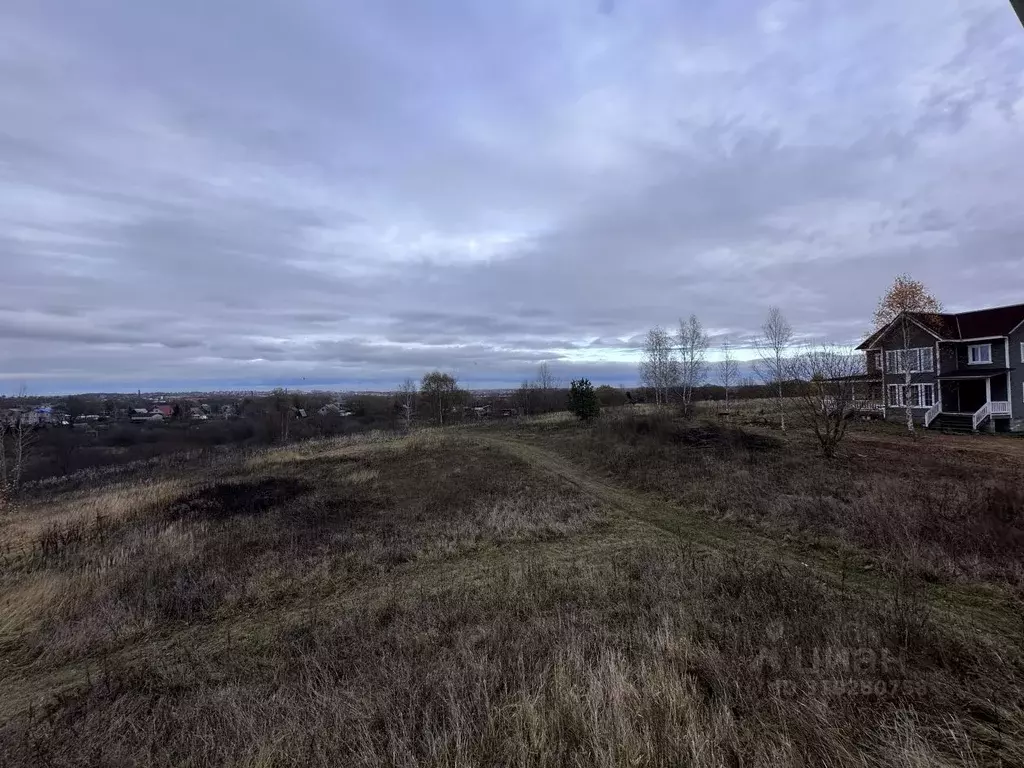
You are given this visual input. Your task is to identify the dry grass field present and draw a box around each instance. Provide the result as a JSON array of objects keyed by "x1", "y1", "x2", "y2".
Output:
[{"x1": 1, "y1": 414, "x2": 1023, "y2": 766}]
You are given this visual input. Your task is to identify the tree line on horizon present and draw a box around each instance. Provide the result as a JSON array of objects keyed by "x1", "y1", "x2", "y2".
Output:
[{"x1": 0, "y1": 275, "x2": 944, "y2": 507}]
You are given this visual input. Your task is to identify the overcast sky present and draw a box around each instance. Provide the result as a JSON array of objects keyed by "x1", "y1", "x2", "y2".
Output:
[{"x1": 3, "y1": 1, "x2": 1024, "y2": 393}]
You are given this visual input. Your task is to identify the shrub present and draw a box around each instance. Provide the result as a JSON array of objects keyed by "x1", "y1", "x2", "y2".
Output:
[{"x1": 567, "y1": 378, "x2": 601, "y2": 422}]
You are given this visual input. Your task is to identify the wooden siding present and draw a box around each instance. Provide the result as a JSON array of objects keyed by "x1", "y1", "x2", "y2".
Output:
[
  {"x1": 1009, "y1": 324, "x2": 1024, "y2": 424},
  {"x1": 865, "y1": 350, "x2": 883, "y2": 377},
  {"x1": 938, "y1": 343, "x2": 958, "y2": 375},
  {"x1": 949, "y1": 337, "x2": 1007, "y2": 371},
  {"x1": 873, "y1": 321, "x2": 940, "y2": 387}
]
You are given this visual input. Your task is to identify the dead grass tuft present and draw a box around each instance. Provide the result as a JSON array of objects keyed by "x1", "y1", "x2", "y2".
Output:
[{"x1": 5, "y1": 546, "x2": 1022, "y2": 766}]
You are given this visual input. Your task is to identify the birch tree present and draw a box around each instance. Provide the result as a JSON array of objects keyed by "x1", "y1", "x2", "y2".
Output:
[
  {"x1": 0, "y1": 418, "x2": 31, "y2": 510},
  {"x1": 0, "y1": 387, "x2": 36, "y2": 510},
  {"x1": 639, "y1": 326, "x2": 677, "y2": 406},
  {"x1": 719, "y1": 338, "x2": 740, "y2": 413},
  {"x1": 873, "y1": 274, "x2": 942, "y2": 434},
  {"x1": 754, "y1": 307, "x2": 794, "y2": 431},
  {"x1": 397, "y1": 377, "x2": 417, "y2": 431},
  {"x1": 677, "y1": 314, "x2": 709, "y2": 415}
]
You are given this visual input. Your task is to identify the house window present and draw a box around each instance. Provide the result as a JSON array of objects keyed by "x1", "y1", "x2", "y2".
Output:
[
  {"x1": 887, "y1": 383, "x2": 935, "y2": 408},
  {"x1": 968, "y1": 344, "x2": 992, "y2": 365},
  {"x1": 884, "y1": 347, "x2": 933, "y2": 374},
  {"x1": 920, "y1": 384, "x2": 935, "y2": 408},
  {"x1": 873, "y1": 351, "x2": 882, "y2": 370},
  {"x1": 1020, "y1": 341, "x2": 1023, "y2": 363}
]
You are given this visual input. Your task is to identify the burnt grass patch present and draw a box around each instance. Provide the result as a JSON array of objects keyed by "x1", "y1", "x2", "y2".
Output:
[
  {"x1": 601, "y1": 412, "x2": 780, "y2": 454},
  {"x1": 163, "y1": 477, "x2": 311, "y2": 523}
]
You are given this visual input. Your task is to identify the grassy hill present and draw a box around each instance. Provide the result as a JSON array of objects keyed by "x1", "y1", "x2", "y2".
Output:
[{"x1": 1, "y1": 413, "x2": 1023, "y2": 766}]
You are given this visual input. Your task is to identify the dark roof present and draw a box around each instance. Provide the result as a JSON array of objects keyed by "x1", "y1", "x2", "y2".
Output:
[
  {"x1": 857, "y1": 303, "x2": 1024, "y2": 349},
  {"x1": 914, "y1": 312, "x2": 960, "y2": 339},
  {"x1": 954, "y1": 304, "x2": 1024, "y2": 338}
]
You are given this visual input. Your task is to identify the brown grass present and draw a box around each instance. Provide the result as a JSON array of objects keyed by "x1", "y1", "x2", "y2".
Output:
[
  {"x1": 0, "y1": 425, "x2": 1022, "y2": 766},
  {"x1": 562, "y1": 410, "x2": 1024, "y2": 586},
  {"x1": 0, "y1": 479, "x2": 186, "y2": 548}
]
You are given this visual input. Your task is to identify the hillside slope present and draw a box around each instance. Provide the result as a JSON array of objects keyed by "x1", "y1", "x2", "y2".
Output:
[{"x1": 1, "y1": 421, "x2": 1022, "y2": 766}]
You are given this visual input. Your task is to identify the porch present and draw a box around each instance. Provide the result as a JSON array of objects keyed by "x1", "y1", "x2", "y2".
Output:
[
  {"x1": 929, "y1": 371, "x2": 1012, "y2": 431},
  {"x1": 843, "y1": 378, "x2": 884, "y2": 416}
]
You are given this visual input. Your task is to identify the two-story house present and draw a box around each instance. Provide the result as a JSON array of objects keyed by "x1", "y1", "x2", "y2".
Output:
[{"x1": 856, "y1": 303, "x2": 1024, "y2": 432}]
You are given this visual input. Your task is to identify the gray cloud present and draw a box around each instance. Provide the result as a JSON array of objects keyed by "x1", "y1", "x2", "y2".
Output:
[{"x1": 2, "y1": 0, "x2": 1024, "y2": 393}]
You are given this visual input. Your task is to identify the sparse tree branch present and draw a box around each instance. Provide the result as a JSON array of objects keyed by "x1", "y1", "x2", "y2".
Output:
[
  {"x1": 0, "y1": 393, "x2": 37, "y2": 510},
  {"x1": 754, "y1": 306, "x2": 794, "y2": 431},
  {"x1": 536, "y1": 362, "x2": 558, "y2": 391},
  {"x1": 677, "y1": 314, "x2": 709, "y2": 416},
  {"x1": 789, "y1": 345, "x2": 866, "y2": 458},
  {"x1": 719, "y1": 338, "x2": 740, "y2": 414},
  {"x1": 397, "y1": 378, "x2": 417, "y2": 432},
  {"x1": 639, "y1": 326, "x2": 678, "y2": 407}
]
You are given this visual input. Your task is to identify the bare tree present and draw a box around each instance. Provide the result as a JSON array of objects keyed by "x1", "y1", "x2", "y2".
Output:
[
  {"x1": 0, "y1": 388, "x2": 36, "y2": 509},
  {"x1": 514, "y1": 362, "x2": 554, "y2": 417},
  {"x1": 270, "y1": 388, "x2": 293, "y2": 442},
  {"x1": 790, "y1": 345, "x2": 865, "y2": 458},
  {"x1": 754, "y1": 307, "x2": 794, "y2": 431},
  {"x1": 535, "y1": 362, "x2": 560, "y2": 413},
  {"x1": 677, "y1": 314, "x2": 709, "y2": 416},
  {"x1": 515, "y1": 379, "x2": 536, "y2": 416},
  {"x1": 536, "y1": 362, "x2": 557, "y2": 391},
  {"x1": 719, "y1": 338, "x2": 740, "y2": 413},
  {"x1": 0, "y1": 420, "x2": 18, "y2": 509},
  {"x1": 639, "y1": 326, "x2": 678, "y2": 406},
  {"x1": 873, "y1": 274, "x2": 943, "y2": 435},
  {"x1": 397, "y1": 378, "x2": 417, "y2": 432}
]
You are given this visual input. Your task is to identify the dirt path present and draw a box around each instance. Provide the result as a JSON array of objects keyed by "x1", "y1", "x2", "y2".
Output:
[{"x1": 471, "y1": 432, "x2": 1023, "y2": 645}]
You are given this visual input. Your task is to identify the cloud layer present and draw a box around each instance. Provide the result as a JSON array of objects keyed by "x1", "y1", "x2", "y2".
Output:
[{"x1": 2, "y1": 0, "x2": 1024, "y2": 392}]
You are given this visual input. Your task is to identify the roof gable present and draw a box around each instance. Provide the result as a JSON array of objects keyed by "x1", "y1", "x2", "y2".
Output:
[
  {"x1": 856, "y1": 313, "x2": 946, "y2": 350},
  {"x1": 856, "y1": 302, "x2": 1024, "y2": 348}
]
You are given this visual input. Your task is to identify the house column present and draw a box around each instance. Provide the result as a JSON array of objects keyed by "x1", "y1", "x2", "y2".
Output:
[{"x1": 986, "y1": 377, "x2": 992, "y2": 405}]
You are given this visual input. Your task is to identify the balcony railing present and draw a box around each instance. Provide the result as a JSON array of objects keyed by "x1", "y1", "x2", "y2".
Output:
[
  {"x1": 924, "y1": 401, "x2": 941, "y2": 428},
  {"x1": 990, "y1": 401, "x2": 1011, "y2": 416}
]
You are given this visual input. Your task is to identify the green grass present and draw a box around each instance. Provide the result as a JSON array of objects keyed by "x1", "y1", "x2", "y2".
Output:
[{"x1": 1, "y1": 421, "x2": 1022, "y2": 766}]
